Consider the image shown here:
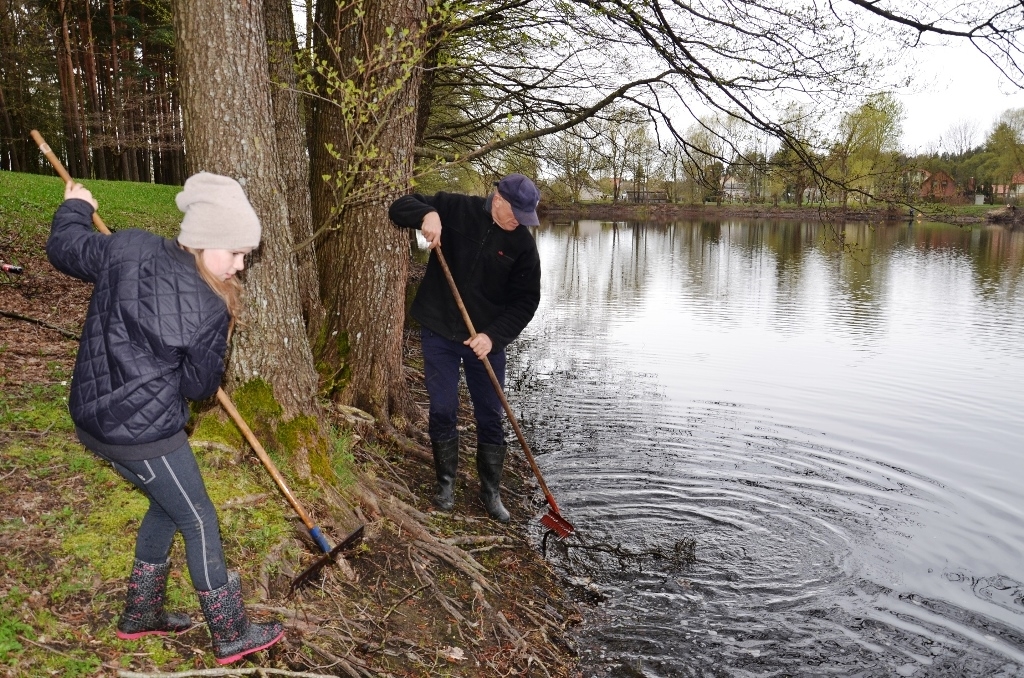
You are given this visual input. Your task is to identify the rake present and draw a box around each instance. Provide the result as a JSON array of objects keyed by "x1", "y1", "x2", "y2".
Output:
[
  {"x1": 434, "y1": 245, "x2": 574, "y2": 538},
  {"x1": 31, "y1": 129, "x2": 362, "y2": 591}
]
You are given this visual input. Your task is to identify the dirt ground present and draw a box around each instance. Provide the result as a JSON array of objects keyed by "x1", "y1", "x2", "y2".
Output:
[{"x1": 0, "y1": 241, "x2": 584, "y2": 677}]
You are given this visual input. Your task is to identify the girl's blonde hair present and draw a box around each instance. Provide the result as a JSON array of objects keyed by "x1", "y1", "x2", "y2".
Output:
[{"x1": 186, "y1": 248, "x2": 244, "y2": 334}]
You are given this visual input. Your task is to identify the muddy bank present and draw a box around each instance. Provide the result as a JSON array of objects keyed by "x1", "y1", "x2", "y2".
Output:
[{"x1": 0, "y1": 230, "x2": 583, "y2": 676}]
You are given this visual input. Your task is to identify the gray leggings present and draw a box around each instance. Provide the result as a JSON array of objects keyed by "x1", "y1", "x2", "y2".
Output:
[{"x1": 109, "y1": 442, "x2": 228, "y2": 591}]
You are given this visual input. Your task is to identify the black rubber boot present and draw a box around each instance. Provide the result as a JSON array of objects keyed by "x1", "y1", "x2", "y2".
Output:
[
  {"x1": 197, "y1": 572, "x2": 284, "y2": 665},
  {"x1": 431, "y1": 435, "x2": 459, "y2": 511},
  {"x1": 477, "y1": 442, "x2": 510, "y2": 523},
  {"x1": 116, "y1": 558, "x2": 193, "y2": 640}
]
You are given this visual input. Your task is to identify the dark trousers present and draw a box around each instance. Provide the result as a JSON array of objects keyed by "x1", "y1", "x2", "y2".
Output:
[
  {"x1": 106, "y1": 442, "x2": 228, "y2": 592},
  {"x1": 422, "y1": 327, "x2": 506, "y2": 445}
]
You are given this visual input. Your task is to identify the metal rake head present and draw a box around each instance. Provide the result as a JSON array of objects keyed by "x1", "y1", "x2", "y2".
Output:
[{"x1": 288, "y1": 524, "x2": 364, "y2": 596}]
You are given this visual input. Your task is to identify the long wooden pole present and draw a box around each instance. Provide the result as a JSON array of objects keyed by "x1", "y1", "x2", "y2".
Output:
[
  {"x1": 433, "y1": 245, "x2": 563, "y2": 513},
  {"x1": 31, "y1": 129, "x2": 332, "y2": 554},
  {"x1": 31, "y1": 130, "x2": 109, "y2": 234}
]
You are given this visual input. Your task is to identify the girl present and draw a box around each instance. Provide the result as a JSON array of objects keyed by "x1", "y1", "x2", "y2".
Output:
[{"x1": 47, "y1": 173, "x2": 284, "y2": 665}]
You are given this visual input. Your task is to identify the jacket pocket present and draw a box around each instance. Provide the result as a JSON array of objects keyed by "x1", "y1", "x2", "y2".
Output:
[{"x1": 483, "y1": 251, "x2": 515, "y2": 301}]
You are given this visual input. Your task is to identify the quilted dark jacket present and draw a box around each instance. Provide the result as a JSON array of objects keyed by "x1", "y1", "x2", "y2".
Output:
[
  {"x1": 389, "y1": 192, "x2": 540, "y2": 348},
  {"x1": 47, "y1": 199, "x2": 230, "y2": 461}
]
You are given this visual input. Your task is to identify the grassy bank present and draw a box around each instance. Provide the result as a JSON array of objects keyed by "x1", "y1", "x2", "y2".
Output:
[{"x1": 0, "y1": 170, "x2": 580, "y2": 677}]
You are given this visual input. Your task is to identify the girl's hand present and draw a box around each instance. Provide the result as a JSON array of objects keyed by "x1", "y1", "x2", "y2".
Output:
[{"x1": 65, "y1": 180, "x2": 98, "y2": 210}]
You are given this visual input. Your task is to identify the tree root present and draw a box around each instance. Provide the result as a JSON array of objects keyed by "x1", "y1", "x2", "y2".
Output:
[
  {"x1": 441, "y1": 535, "x2": 507, "y2": 546},
  {"x1": 222, "y1": 400, "x2": 579, "y2": 678},
  {"x1": 408, "y1": 549, "x2": 471, "y2": 626},
  {"x1": 371, "y1": 491, "x2": 498, "y2": 594},
  {"x1": 302, "y1": 640, "x2": 366, "y2": 678},
  {"x1": 471, "y1": 582, "x2": 555, "y2": 677}
]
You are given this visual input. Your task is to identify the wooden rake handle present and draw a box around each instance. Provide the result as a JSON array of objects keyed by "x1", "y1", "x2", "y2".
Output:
[
  {"x1": 30, "y1": 129, "x2": 333, "y2": 554},
  {"x1": 30, "y1": 130, "x2": 110, "y2": 234},
  {"x1": 433, "y1": 245, "x2": 561, "y2": 514},
  {"x1": 215, "y1": 391, "x2": 331, "y2": 552}
]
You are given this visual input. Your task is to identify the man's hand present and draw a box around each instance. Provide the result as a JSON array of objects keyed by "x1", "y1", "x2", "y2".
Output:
[
  {"x1": 64, "y1": 180, "x2": 98, "y2": 210},
  {"x1": 421, "y1": 211, "x2": 442, "y2": 249},
  {"x1": 465, "y1": 333, "x2": 493, "y2": 359}
]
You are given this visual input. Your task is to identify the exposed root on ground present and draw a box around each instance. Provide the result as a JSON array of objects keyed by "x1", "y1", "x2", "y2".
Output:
[{"x1": 1, "y1": 250, "x2": 581, "y2": 676}]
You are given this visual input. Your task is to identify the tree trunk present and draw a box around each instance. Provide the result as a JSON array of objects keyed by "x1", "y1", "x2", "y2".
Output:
[
  {"x1": 173, "y1": 0, "x2": 320, "y2": 418},
  {"x1": 0, "y1": 80, "x2": 17, "y2": 172},
  {"x1": 309, "y1": 0, "x2": 425, "y2": 427},
  {"x1": 55, "y1": 0, "x2": 80, "y2": 177},
  {"x1": 108, "y1": 0, "x2": 129, "y2": 181},
  {"x1": 82, "y1": 3, "x2": 107, "y2": 180},
  {"x1": 65, "y1": 9, "x2": 91, "y2": 178},
  {"x1": 264, "y1": 0, "x2": 326, "y2": 339}
]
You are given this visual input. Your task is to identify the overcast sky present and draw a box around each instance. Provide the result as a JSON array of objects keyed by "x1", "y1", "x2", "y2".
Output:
[
  {"x1": 291, "y1": 5, "x2": 1023, "y2": 158},
  {"x1": 897, "y1": 42, "x2": 1024, "y2": 154}
]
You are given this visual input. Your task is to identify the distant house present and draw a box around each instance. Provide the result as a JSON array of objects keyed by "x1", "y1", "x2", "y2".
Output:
[
  {"x1": 621, "y1": 189, "x2": 668, "y2": 203},
  {"x1": 992, "y1": 171, "x2": 1024, "y2": 203},
  {"x1": 920, "y1": 169, "x2": 957, "y2": 200},
  {"x1": 722, "y1": 175, "x2": 750, "y2": 201},
  {"x1": 907, "y1": 168, "x2": 958, "y2": 202},
  {"x1": 620, "y1": 182, "x2": 669, "y2": 203},
  {"x1": 803, "y1": 186, "x2": 822, "y2": 204}
]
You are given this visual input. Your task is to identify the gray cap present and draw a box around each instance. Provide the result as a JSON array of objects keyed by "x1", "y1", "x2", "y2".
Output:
[
  {"x1": 176, "y1": 172, "x2": 261, "y2": 250},
  {"x1": 496, "y1": 173, "x2": 541, "y2": 226}
]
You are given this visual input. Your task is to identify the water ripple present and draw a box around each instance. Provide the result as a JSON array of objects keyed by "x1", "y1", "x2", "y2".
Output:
[{"x1": 514, "y1": 220, "x2": 1024, "y2": 676}]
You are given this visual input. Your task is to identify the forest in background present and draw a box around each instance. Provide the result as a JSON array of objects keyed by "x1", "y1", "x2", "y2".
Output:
[
  {"x1": 5, "y1": 0, "x2": 1024, "y2": 209},
  {"x1": 1, "y1": 0, "x2": 183, "y2": 183}
]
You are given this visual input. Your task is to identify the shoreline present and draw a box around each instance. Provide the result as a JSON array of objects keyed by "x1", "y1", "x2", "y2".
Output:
[{"x1": 540, "y1": 202, "x2": 987, "y2": 225}]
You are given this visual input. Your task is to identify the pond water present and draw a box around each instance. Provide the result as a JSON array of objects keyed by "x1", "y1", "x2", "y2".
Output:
[{"x1": 507, "y1": 219, "x2": 1024, "y2": 677}]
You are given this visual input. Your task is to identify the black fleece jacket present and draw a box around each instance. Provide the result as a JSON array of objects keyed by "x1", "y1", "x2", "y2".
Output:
[
  {"x1": 389, "y1": 192, "x2": 541, "y2": 348},
  {"x1": 47, "y1": 198, "x2": 229, "y2": 461}
]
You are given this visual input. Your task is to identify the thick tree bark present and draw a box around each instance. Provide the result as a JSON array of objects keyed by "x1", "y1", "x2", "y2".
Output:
[
  {"x1": 0, "y1": 82, "x2": 17, "y2": 172},
  {"x1": 173, "y1": 0, "x2": 320, "y2": 418},
  {"x1": 264, "y1": 0, "x2": 326, "y2": 340},
  {"x1": 81, "y1": 4, "x2": 107, "y2": 180},
  {"x1": 309, "y1": 0, "x2": 425, "y2": 426},
  {"x1": 55, "y1": 0, "x2": 80, "y2": 177}
]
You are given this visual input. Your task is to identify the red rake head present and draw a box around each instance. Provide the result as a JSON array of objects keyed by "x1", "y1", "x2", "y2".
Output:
[{"x1": 540, "y1": 510, "x2": 575, "y2": 539}]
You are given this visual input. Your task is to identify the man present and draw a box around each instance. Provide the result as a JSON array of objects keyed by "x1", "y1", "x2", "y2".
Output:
[{"x1": 389, "y1": 174, "x2": 542, "y2": 523}]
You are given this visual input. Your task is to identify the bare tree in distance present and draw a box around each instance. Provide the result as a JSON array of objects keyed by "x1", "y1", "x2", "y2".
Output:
[
  {"x1": 544, "y1": 126, "x2": 601, "y2": 202},
  {"x1": 409, "y1": 0, "x2": 1024, "y2": 207},
  {"x1": 944, "y1": 119, "x2": 982, "y2": 157}
]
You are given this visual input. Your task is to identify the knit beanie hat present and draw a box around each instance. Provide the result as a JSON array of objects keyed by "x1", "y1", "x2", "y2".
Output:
[{"x1": 175, "y1": 172, "x2": 262, "y2": 250}]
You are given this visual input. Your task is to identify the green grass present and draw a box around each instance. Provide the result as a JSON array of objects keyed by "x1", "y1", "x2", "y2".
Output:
[
  {"x1": 0, "y1": 169, "x2": 370, "y2": 673},
  {"x1": 0, "y1": 380, "x2": 302, "y2": 671},
  {"x1": 0, "y1": 382, "x2": 74, "y2": 433},
  {"x1": 0, "y1": 334, "x2": 305, "y2": 673},
  {"x1": 0, "y1": 170, "x2": 183, "y2": 248}
]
